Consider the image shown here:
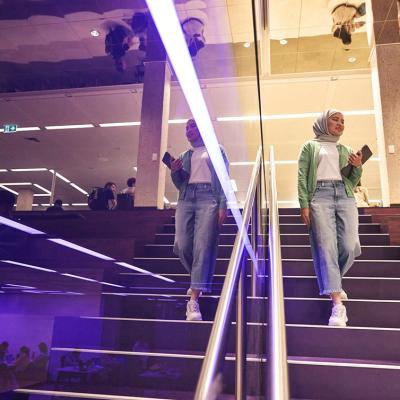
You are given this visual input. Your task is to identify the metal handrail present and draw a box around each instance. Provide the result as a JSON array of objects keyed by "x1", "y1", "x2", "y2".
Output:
[
  {"x1": 268, "y1": 145, "x2": 290, "y2": 399},
  {"x1": 194, "y1": 147, "x2": 263, "y2": 400}
]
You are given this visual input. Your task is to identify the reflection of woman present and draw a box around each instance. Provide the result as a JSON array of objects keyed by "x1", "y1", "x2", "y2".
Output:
[
  {"x1": 329, "y1": 1, "x2": 366, "y2": 45},
  {"x1": 298, "y1": 110, "x2": 362, "y2": 326},
  {"x1": 171, "y1": 119, "x2": 228, "y2": 321}
]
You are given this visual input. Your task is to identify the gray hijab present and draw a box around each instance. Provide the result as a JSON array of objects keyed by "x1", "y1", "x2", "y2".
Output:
[{"x1": 313, "y1": 109, "x2": 341, "y2": 143}]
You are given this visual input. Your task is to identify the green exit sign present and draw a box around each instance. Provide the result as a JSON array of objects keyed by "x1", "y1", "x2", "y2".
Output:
[{"x1": 3, "y1": 124, "x2": 17, "y2": 133}]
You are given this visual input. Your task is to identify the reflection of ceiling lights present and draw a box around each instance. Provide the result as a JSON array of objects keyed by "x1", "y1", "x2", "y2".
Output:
[
  {"x1": 45, "y1": 124, "x2": 94, "y2": 130},
  {"x1": 99, "y1": 122, "x2": 140, "y2": 127},
  {"x1": 280, "y1": 39, "x2": 288, "y2": 45},
  {"x1": 90, "y1": 29, "x2": 100, "y2": 37},
  {"x1": 243, "y1": 42, "x2": 250, "y2": 48},
  {"x1": 348, "y1": 57, "x2": 357, "y2": 63},
  {"x1": 11, "y1": 168, "x2": 47, "y2": 172},
  {"x1": 218, "y1": 110, "x2": 375, "y2": 122}
]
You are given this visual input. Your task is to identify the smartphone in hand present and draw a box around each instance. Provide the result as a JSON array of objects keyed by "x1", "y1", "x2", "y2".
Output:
[
  {"x1": 162, "y1": 152, "x2": 174, "y2": 169},
  {"x1": 341, "y1": 144, "x2": 373, "y2": 178}
]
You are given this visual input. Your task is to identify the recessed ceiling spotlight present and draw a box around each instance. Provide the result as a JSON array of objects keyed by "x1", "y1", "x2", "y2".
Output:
[
  {"x1": 243, "y1": 42, "x2": 250, "y2": 48},
  {"x1": 280, "y1": 39, "x2": 288, "y2": 45},
  {"x1": 90, "y1": 29, "x2": 100, "y2": 37},
  {"x1": 348, "y1": 57, "x2": 357, "y2": 63}
]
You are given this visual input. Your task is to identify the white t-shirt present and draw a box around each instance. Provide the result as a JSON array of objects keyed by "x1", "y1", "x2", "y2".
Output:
[
  {"x1": 316, "y1": 142, "x2": 342, "y2": 181},
  {"x1": 189, "y1": 146, "x2": 212, "y2": 184}
]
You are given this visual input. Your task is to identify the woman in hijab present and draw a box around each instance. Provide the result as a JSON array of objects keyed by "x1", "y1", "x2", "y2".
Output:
[{"x1": 298, "y1": 110, "x2": 362, "y2": 326}]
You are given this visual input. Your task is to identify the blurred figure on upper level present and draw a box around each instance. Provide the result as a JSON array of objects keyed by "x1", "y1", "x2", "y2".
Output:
[{"x1": 329, "y1": 1, "x2": 366, "y2": 45}]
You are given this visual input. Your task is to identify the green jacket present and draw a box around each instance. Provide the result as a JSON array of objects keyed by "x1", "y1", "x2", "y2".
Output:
[
  {"x1": 298, "y1": 140, "x2": 362, "y2": 209},
  {"x1": 171, "y1": 146, "x2": 229, "y2": 210}
]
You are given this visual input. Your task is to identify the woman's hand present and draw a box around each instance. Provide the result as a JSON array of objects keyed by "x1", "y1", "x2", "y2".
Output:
[
  {"x1": 171, "y1": 158, "x2": 182, "y2": 173},
  {"x1": 349, "y1": 151, "x2": 362, "y2": 167},
  {"x1": 218, "y1": 208, "x2": 227, "y2": 227},
  {"x1": 300, "y1": 207, "x2": 311, "y2": 227}
]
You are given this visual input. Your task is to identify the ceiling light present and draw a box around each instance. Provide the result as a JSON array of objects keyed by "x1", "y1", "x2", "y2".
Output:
[
  {"x1": 116, "y1": 261, "x2": 175, "y2": 283},
  {"x1": 168, "y1": 119, "x2": 188, "y2": 124},
  {"x1": 0, "y1": 216, "x2": 45, "y2": 234},
  {"x1": 40, "y1": 204, "x2": 51, "y2": 207},
  {"x1": 0, "y1": 185, "x2": 18, "y2": 195},
  {"x1": 48, "y1": 238, "x2": 115, "y2": 261},
  {"x1": 133, "y1": 166, "x2": 138, "y2": 171},
  {"x1": 217, "y1": 110, "x2": 375, "y2": 122},
  {"x1": 99, "y1": 122, "x2": 140, "y2": 127},
  {"x1": 230, "y1": 161, "x2": 255, "y2": 166},
  {"x1": 90, "y1": 29, "x2": 100, "y2": 37},
  {"x1": 0, "y1": 169, "x2": 7, "y2": 172},
  {"x1": 230, "y1": 179, "x2": 238, "y2": 192},
  {"x1": 5, "y1": 284, "x2": 36, "y2": 289},
  {"x1": 145, "y1": 0, "x2": 256, "y2": 263},
  {"x1": 33, "y1": 183, "x2": 51, "y2": 194},
  {"x1": 348, "y1": 57, "x2": 357, "y2": 63},
  {"x1": 100, "y1": 282, "x2": 125, "y2": 288},
  {"x1": 45, "y1": 124, "x2": 94, "y2": 130},
  {"x1": 11, "y1": 168, "x2": 47, "y2": 172},
  {"x1": 280, "y1": 39, "x2": 288, "y2": 45},
  {"x1": 1, "y1": 260, "x2": 56, "y2": 273},
  {"x1": 33, "y1": 194, "x2": 50, "y2": 197},
  {"x1": 0, "y1": 182, "x2": 31, "y2": 185},
  {"x1": 71, "y1": 203, "x2": 88, "y2": 206},
  {"x1": 48, "y1": 170, "x2": 71, "y2": 183},
  {"x1": 62, "y1": 273, "x2": 98, "y2": 283},
  {"x1": 15, "y1": 127, "x2": 41, "y2": 132},
  {"x1": 70, "y1": 183, "x2": 88, "y2": 195},
  {"x1": 243, "y1": 42, "x2": 251, "y2": 48}
]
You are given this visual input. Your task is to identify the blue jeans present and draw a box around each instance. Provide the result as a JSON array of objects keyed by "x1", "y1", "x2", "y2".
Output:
[
  {"x1": 309, "y1": 180, "x2": 361, "y2": 295},
  {"x1": 174, "y1": 183, "x2": 219, "y2": 293}
]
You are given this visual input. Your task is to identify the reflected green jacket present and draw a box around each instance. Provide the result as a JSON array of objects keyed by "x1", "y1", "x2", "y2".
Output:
[
  {"x1": 298, "y1": 140, "x2": 362, "y2": 209},
  {"x1": 171, "y1": 146, "x2": 229, "y2": 210}
]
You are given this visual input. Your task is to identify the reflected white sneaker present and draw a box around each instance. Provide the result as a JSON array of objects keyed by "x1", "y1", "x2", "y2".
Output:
[
  {"x1": 186, "y1": 300, "x2": 202, "y2": 321},
  {"x1": 186, "y1": 288, "x2": 202, "y2": 297},
  {"x1": 340, "y1": 290, "x2": 348, "y2": 301},
  {"x1": 328, "y1": 304, "x2": 348, "y2": 327}
]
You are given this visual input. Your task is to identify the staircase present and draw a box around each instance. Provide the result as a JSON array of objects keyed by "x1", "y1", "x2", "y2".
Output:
[{"x1": 13, "y1": 208, "x2": 400, "y2": 399}]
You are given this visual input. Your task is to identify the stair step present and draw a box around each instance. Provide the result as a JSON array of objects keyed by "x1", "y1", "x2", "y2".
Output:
[
  {"x1": 119, "y1": 273, "x2": 400, "y2": 300},
  {"x1": 142, "y1": 244, "x2": 400, "y2": 260},
  {"x1": 162, "y1": 223, "x2": 382, "y2": 234},
  {"x1": 155, "y1": 233, "x2": 390, "y2": 246},
  {"x1": 101, "y1": 293, "x2": 400, "y2": 327},
  {"x1": 132, "y1": 258, "x2": 400, "y2": 277}
]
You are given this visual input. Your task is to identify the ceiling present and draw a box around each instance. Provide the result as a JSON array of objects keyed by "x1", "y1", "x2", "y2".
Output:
[{"x1": 0, "y1": 0, "x2": 373, "y2": 93}]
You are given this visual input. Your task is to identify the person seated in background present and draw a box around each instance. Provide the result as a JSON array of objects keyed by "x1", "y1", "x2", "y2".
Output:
[
  {"x1": 0, "y1": 341, "x2": 9, "y2": 363},
  {"x1": 122, "y1": 177, "x2": 136, "y2": 196},
  {"x1": 104, "y1": 182, "x2": 118, "y2": 210},
  {"x1": 13, "y1": 346, "x2": 30, "y2": 373},
  {"x1": 46, "y1": 199, "x2": 64, "y2": 212},
  {"x1": 354, "y1": 180, "x2": 370, "y2": 207},
  {"x1": 0, "y1": 190, "x2": 15, "y2": 219}
]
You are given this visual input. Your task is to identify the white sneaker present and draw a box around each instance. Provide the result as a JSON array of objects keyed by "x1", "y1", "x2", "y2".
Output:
[
  {"x1": 186, "y1": 300, "x2": 202, "y2": 321},
  {"x1": 328, "y1": 304, "x2": 348, "y2": 327},
  {"x1": 186, "y1": 288, "x2": 202, "y2": 297},
  {"x1": 340, "y1": 290, "x2": 348, "y2": 301}
]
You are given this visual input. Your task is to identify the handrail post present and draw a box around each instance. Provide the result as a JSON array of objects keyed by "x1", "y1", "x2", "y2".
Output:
[
  {"x1": 268, "y1": 145, "x2": 290, "y2": 400},
  {"x1": 235, "y1": 253, "x2": 247, "y2": 399},
  {"x1": 251, "y1": 189, "x2": 258, "y2": 297}
]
